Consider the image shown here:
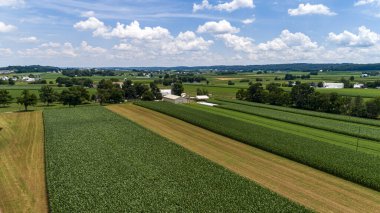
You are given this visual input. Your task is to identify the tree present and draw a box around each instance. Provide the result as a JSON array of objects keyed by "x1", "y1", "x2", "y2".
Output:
[
  {"x1": 134, "y1": 83, "x2": 149, "y2": 98},
  {"x1": 350, "y1": 76, "x2": 355, "y2": 81},
  {"x1": 351, "y1": 96, "x2": 366, "y2": 117},
  {"x1": 150, "y1": 82, "x2": 163, "y2": 100},
  {"x1": 291, "y1": 83, "x2": 315, "y2": 109},
  {"x1": 366, "y1": 97, "x2": 380, "y2": 119},
  {"x1": 172, "y1": 82, "x2": 184, "y2": 96},
  {"x1": 236, "y1": 89, "x2": 247, "y2": 100},
  {"x1": 247, "y1": 83, "x2": 268, "y2": 103},
  {"x1": 228, "y1": 80, "x2": 235, "y2": 85},
  {"x1": 0, "y1": 90, "x2": 12, "y2": 107},
  {"x1": 141, "y1": 91, "x2": 155, "y2": 101},
  {"x1": 123, "y1": 80, "x2": 137, "y2": 100},
  {"x1": 39, "y1": 85, "x2": 58, "y2": 106},
  {"x1": 17, "y1": 90, "x2": 37, "y2": 111},
  {"x1": 8, "y1": 78, "x2": 15, "y2": 85},
  {"x1": 196, "y1": 88, "x2": 208, "y2": 95},
  {"x1": 60, "y1": 86, "x2": 89, "y2": 107}
]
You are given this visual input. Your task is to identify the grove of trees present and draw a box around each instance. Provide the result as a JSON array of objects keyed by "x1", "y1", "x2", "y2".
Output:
[{"x1": 237, "y1": 83, "x2": 380, "y2": 119}]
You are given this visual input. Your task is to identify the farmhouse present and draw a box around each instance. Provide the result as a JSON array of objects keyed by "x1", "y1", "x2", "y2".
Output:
[
  {"x1": 163, "y1": 94, "x2": 188, "y2": 104},
  {"x1": 323, "y1": 82, "x2": 344, "y2": 89}
]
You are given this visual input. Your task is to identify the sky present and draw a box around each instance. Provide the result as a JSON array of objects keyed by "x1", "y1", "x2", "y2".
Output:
[{"x1": 1, "y1": 0, "x2": 380, "y2": 67}]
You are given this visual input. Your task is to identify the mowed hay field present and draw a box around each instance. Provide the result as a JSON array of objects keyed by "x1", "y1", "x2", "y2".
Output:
[
  {"x1": 108, "y1": 104, "x2": 380, "y2": 213},
  {"x1": 44, "y1": 106, "x2": 307, "y2": 212},
  {"x1": 0, "y1": 112, "x2": 47, "y2": 213}
]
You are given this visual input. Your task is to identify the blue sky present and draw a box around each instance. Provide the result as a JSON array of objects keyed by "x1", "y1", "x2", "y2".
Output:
[{"x1": 1, "y1": 0, "x2": 380, "y2": 67}]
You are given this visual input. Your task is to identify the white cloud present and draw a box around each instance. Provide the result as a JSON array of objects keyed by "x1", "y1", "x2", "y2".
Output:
[
  {"x1": 73, "y1": 17, "x2": 109, "y2": 37},
  {"x1": 40, "y1": 42, "x2": 61, "y2": 48},
  {"x1": 242, "y1": 18, "x2": 255, "y2": 24},
  {"x1": 0, "y1": 48, "x2": 12, "y2": 56},
  {"x1": 288, "y1": 3, "x2": 337, "y2": 16},
  {"x1": 355, "y1": 0, "x2": 380, "y2": 6},
  {"x1": 163, "y1": 31, "x2": 213, "y2": 54},
  {"x1": 197, "y1": 20, "x2": 240, "y2": 34},
  {"x1": 193, "y1": 0, "x2": 255, "y2": 12},
  {"x1": 80, "y1": 41, "x2": 107, "y2": 54},
  {"x1": 81, "y1": 11, "x2": 95, "y2": 17},
  {"x1": 328, "y1": 26, "x2": 380, "y2": 47},
  {"x1": 0, "y1": 21, "x2": 16, "y2": 33},
  {"x1": 19, "y1": 36, "x2": 38, "y2": 43},
  {"x1": 0, "y1": 0, "x2": 25, "y2": 7},
  {"x1": 109, "y1": 21, "x2": 171, "y2": 40},
  {"x1": 18, "y1": 42, "x2": 77, "y2": 58},
  {"x1": 216, "y1": 33, "x2": 254, "y2": 53}
]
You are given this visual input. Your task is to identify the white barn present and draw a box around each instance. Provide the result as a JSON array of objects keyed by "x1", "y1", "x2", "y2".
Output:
[
  {"x1": 323, "y1": 82, "x2": 344, "y2": 89},
  {"x1": 163, "y1": 94, "x2": 189, "y2": 104},
  {"x1": 160, "y1": 89, "x2": 172, "y2": 96},
  {"x1": 196, "y1": 95, "x2": 210, "y2": 101}
]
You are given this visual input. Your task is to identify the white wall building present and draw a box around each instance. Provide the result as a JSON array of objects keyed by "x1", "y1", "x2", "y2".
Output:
[
  {"x1": 353, "y1": 83, "x2": 364, "y2": 89},
  {"x1": 160, "y1": 89, "x2": 172, "y2": 96},
  {"x1": 323, "y1": 82, "x2": 344, "y2": 89},
  {"x1": 163, "y1": 94, "x2": 189, "y2": 104},
  {"x1": 196, "y1": 95, "x2": 210, "y2": 101}
]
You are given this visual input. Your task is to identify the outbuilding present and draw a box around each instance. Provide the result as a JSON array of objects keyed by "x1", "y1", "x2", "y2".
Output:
[
  {"x1": 323, "y1": 82, "x2": 344, "y2": 89},
  {"x1": 160, "y1": 89, "x2": 172, "y2": 96},
  {"x1": 163, "y1": 94, "x2": 189, "y2": 104},
  {"x1": 196, "y1": 95, "x2": 210, "y2": 101}
]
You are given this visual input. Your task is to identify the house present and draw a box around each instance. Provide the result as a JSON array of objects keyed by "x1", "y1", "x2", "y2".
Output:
[
  {"x1": 361, "y1": 74, "x2": 369, "y2": 78},
  {"x1": 196, "y1": 95, "x2": 210, "y2": 101},
  {"x1": 353, "y1": 83, "x2": 364, "y2": 89},
  {"x1": 160, "y1": 89, "x2": 172, "y2": 96},
  {"x1": 112, "y1": 82, "x2": 124, "y2": 88},
  {"x1": 323, "y1": 82, "x2": 344, "y2": 89},
  {"x1": 163, "y1": 94, "x2": 188, "y2": 104}
]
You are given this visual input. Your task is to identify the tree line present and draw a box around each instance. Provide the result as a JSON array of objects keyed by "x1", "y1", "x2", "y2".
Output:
[
  {"x1": 236, "y1": 83, "x2": 380, "y2": 119},
  {"x1": 0, "y1": 79, "x2": 185, "y2": 111}
]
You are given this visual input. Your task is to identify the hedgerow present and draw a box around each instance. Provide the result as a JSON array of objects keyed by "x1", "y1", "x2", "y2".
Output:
[
  {"x1": 44, "y1": 106, "x2": 307, "y2": 212},
  {"x1": 136, "y1": 102, "x2": 380, "y2": 192}
]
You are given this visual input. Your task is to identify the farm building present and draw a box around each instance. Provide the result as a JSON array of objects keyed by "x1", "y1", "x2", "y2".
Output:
[
  {"x1": 353, "y1": 83, "x2": 364, "y2": 89},
  {"x1": 196, "y1": 95, "x2": 210, "y2": 101},
  {"x1": 323, "y1": 82, "x2": 344, "y2": 89},
  {"x1": 163, "y1": 94, "x2": 189, "y2": 104},
  {"x1": 160, "y1": 89, "x2": 172, "y2": 96}
]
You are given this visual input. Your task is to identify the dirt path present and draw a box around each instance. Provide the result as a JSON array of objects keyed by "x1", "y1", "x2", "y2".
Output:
[
  {"x1": 108, "y1": 104, "x2": 380, "y2": 213},
  {"x1": 0, "y1": 112, "x2": 48, "y2": 213}
]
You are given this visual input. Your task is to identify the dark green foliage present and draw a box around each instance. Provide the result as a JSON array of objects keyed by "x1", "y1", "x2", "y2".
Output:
[
  {"x1": 136, "y1": 101, "x2": 380, "y2": 192},
  {"x1": 16, "y1": 89, "x2": 37, "y2": 111},
  {"x1": 39, "y1": 86, "x2": 58, "y2": 106},
  {"x1": 44, "y1": 107, "x2": 308, "y2": 212},
  {"x1": 96, "y1": 79, "x2": 124, "y2": 104},
  {"x1": 291, "y1": 83, "x2": 315, "y2": 109},
  {"x1": 60, "y1": 86, "x2": 89, "y2": 107},
  {"x1": 196, "y1": 88, "x2": 208, "y2": 95},
  {"x1": 56, "y1": 77, "x2": 93, "y2": 88},
  {"x1": 0, "y1": 89, "x2": 12, "y2": 106},
  {"x1": 171, "y1": 82, "x2": 184, "y2": 96}
]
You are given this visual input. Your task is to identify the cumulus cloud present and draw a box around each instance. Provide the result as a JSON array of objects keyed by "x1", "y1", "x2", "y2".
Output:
[
  {"x1": 288, "y1": 3, "x2": 337, "y2": 16},
  {"x1": 328, "y1": 26, "x2": 380, "y2": 47},
  {"x1": 73, "y1": 17, "x2": 109, "y2": 37},
  {"x1": 197, "y1": 20, "x2": 240, "y2": 34},
  {"x1": 216, "y1": 34, "x2": 254, "y2": 53},
  {"x1": 0, "y1": 21, "x2": 16, "y2": 33},
  {"x1": 109, "y1": 21, "x2": 171, "y2": 40},
  {"x1": 193, "y1": 0, "x2": 255, "y2": 12},
  {"x1": 19, "y1": 36, "x2": 38, "y2": 43},
  {"x1": 18, "y1": 42, "x2": 77, "y2": 58},
  {"x1": 80, "y1": 41, "x2": 107, "y2": 54},
  {"x1": 355, "y1": 0, "x2": 380, "y2": 6},
  {"x1": 162, "y1": 31, "x2": 213, "y2": 54},
  {"x1": 0, "y1": 48, "x2": 12, "y2": 56},
  {"x1": 242, "y1": 18, "x2": 255, "y2": 24},
  {"x1": 0, "y1": 0, "x2": 25, "y2": 7}
]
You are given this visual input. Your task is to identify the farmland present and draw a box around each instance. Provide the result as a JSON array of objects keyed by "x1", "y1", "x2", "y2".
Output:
[
  {"x1": 108, "y1": 104, "x2": 380, "y2": 212},
  {"x1": 187, "y1": 103, "x2": 380, "y2": 156},
  {"x1": 136, "y1": 101, "x2": 380, "y2": 191},
  {"x1": 43, "y1": 106, "x2": 307, "y2": 212},
  {"x1": 0, "y1": 112, "x2": 47, "y2": 213},
  {"x1": 210, "y1": 99, "x2": 380, "y2": 142}
]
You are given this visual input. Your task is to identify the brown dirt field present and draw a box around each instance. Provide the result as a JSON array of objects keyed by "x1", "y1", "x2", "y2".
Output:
[
  {"x1": 0, "y1": 112, "x2": 48, "y2": 213},
  {"x1": 108, "y1": 104, "x2": 380, "y2": 213}
]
